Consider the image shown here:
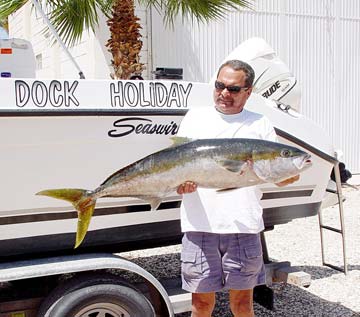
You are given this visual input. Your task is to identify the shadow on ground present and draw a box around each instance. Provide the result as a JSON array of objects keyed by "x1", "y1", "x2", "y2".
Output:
[{"x1": 296, "y1": 264, "x2": 360, "y2": 280}]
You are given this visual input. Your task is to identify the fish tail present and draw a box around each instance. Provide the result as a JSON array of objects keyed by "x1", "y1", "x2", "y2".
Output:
[{"x1": 36, "y1": 188, "x2": 96, "y2": 249}]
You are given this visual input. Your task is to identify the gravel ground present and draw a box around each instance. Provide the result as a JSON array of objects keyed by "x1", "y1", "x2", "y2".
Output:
[{"x1": 119, "y1": 185, "x2": 360, "y2": 316}]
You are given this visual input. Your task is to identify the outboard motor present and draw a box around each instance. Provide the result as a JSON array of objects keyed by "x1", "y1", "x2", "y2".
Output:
[{"x1": 212, "y1": 37, "x2": 301, "y2": 112}]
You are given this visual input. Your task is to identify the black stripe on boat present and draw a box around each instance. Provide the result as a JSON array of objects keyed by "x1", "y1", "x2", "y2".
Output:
[
  {"x1": 0, "y1": 201, "x2": 182, "y2": 225},
  {"x1": 0, "y1": 109, "x2": 189, "y2": 117},
  {"x1": 261, "y1": 189, "x2": 313, "y2": 200},
  {"x1": 275, "y1": 127, "x2": 337, "y2": 164},
  {"x1": 0, "y1": 202, "x2": 321, "y2": 262}
]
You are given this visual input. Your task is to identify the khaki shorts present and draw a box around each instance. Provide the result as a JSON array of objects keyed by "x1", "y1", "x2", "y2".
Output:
[{"x1": 181, "y1": 232, "x2": 265, "y2": 293}]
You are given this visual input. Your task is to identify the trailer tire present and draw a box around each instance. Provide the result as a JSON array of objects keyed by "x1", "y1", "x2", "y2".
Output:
[
  {"x1": 46, "y1": 283, "x2": 155, "y2": 317},
  {"x1": 37, "y1": 272, "x2": 155, "y2": 317}
]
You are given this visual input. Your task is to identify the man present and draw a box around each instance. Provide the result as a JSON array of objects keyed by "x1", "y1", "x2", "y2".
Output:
[{"x1": 177, "y1": 60, "x2": 299, "y2": 317}]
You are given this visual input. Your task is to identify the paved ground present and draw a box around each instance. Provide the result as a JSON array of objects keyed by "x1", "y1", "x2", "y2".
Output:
[{"x1": 120, "y1": 185, "x2": 360, "y2": 316}]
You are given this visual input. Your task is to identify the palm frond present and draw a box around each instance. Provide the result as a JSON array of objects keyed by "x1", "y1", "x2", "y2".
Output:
[
  {"x1": 39, "y1": 0, "x2": 114, "y2": 47},
  {"x1": 0, "y1": 0, "x2": 28, "y2": 20},
  {"x1": 51, "y1": 0, "x2": 95, "y2": 46},
  {"x1": 97, "y1": 0, "x2": 114, "y2": 18},
  {"x1": 0, "y1": 0, "x2": 114, "y2": 46},
  {"x1": 140, "y1": 0, "x2": 253, "y2": 25}
]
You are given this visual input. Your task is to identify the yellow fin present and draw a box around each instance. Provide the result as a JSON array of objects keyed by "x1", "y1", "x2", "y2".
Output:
[
  {"x1": 75, "y1": 198, "x2": 96, "y2": 248},
  {"x1": 170, "y1": 136, "x2": 193, "y2": 146},
  {"x1": 36, "y1": 188, "x2": 95, "y2": 248}
]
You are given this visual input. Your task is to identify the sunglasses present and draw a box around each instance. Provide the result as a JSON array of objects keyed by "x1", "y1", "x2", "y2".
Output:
[{"x1": 215, "y1": 81, "x2": 249, "y2": 93}]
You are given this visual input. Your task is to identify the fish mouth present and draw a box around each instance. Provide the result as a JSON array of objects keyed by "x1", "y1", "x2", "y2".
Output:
[{"x1": 298, "y1": 154, "x2": 312, "y2": 170}]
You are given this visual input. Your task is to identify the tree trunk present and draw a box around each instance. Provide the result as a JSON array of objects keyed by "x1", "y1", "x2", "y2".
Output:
[
  {"x1": 0, "y1": 17, "x2": 8, "y2": 31},
  {"x1": 106, "y1": 0, "x2": 144, "y2": 79}
]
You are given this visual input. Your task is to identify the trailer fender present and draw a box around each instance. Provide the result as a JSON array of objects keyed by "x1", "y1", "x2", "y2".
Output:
[{"x1": 0, "y1": 253, "x2": 174, "y2": 316}]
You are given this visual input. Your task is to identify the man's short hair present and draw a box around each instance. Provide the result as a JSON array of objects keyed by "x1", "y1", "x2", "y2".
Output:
[
  {"x1": 129, "y1": 74, "x2": 144, "y2": 80},
  {"x1": 217, "y1": 60, "x2": 255, "y2": 87}
]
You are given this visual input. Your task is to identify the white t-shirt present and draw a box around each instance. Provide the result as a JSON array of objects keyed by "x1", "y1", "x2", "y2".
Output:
[{"x1": 177, "y1": 106, "x2": 277, "y2": 234}]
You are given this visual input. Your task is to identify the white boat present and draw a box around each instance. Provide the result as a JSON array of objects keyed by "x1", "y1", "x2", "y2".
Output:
[{"x1": 0, "y1": 38, "x2": 337, "y2": 261}]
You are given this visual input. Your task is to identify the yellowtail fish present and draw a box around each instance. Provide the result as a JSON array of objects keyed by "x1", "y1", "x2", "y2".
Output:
[{"x1": 37, "y1": 137, "x2": 311, "y2": 248}]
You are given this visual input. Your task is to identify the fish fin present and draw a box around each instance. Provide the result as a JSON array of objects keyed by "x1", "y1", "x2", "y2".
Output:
[
  {"x1": 36, "y1": 188, "x2": 87, "y2": 203},
  {"x1": 75, "y1": 200, "x2": 96, "y2": 248},
  {"x1": 148, "y1": 197, "x2": 163, "y2": 211},
  {"x1": 170, "y1": 136, "x2": 193, "y2": 146},
  {"x1": 36, "y1": 188, "x2": 96, "y2": 249},
  {"x1": 150, "y1": 197, "x2": 162, "y2": 211},
  {"x1": 216, "y1": 187, "x2": 238, "y2": 193},
  {"x1": 252, "y1": 161, "x2": 271, "y2": 182},
  {"x1": 217, "y1": 159, "x2": 247, "y2": 173}
]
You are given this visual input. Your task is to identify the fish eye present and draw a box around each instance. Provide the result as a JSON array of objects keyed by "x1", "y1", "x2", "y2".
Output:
[{"x1": 281, "y1": 149, "x2": 291, "y2": 157}]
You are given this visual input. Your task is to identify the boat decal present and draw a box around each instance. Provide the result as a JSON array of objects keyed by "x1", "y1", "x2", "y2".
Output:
[
  {"x1": 1, "y1": 78, "x2": 210, "y2": 114},
  {"x1": 108, "y1": 117, "x2": 179, "y2": 138},
  {"x1": 253, "y1": 68, "x2": 269, "y2": 87},
  {"x1": 261, "y1": 80, "x2": 282, "y2": 99},
  {"x1": 277, "y1": 79, "x2": 298, "y2": 102}
]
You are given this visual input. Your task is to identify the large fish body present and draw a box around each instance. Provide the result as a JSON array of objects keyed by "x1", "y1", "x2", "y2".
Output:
[{"x1": 37, "y1": 138, "x2": 312, "y2": 248}]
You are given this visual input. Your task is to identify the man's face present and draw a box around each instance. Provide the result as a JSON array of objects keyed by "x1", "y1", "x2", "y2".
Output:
[{"x1": 213, "y1": 66, "x2": 253, "y2": 115}]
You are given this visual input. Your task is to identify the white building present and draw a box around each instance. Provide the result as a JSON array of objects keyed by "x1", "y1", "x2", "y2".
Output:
[
  {"x1": 8, "y1": 0, "x2": 360, "y2": 175},
  {"x1": 0, "y1": 26, "x2": 8, "y2": 39}
]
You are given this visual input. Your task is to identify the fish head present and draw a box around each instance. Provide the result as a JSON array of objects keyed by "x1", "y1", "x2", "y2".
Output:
[{"x1": 251, "y1": 143, "x2": 312, "y2": 183}]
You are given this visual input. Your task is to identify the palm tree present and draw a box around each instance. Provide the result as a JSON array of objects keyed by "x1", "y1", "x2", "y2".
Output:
[
  {"x1": 0, "y1": 16, "x2": 7, "y2": 31},
  {"x1": 0, "y1": 0, "x2": 253, "y2": 79}
]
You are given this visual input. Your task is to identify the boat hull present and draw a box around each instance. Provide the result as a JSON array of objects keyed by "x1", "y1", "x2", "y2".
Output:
[
  {"x1": 0, "y1": 200, "x2": 321, "y2": 261},
  {"x1": 0, "y1": 79, "x2": 335, "y2": 261}
]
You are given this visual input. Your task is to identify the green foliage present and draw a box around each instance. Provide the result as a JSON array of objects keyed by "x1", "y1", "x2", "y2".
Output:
[
  {"x1": 0, "y1": 0, "x2": 26, "y2": 21},
  {"x1": 0, "y1": 0, "x2": 114, "y2": 46},
  {"x1": 0, "y1": 0, "x2": 253, "y2": 47},
  {"x1": 47, "y1": 0, "x2": 113, "y2": 46},
  {"x1": 140, "y1": 0, "x2": 253, "y2": 25}
]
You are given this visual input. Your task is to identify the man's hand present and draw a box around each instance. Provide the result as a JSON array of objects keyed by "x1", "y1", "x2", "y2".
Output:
[
  {"x1": 275, "y1": 175, "x2": 300, "y2": 187},
  {"x1": 177, "y1": 181, "x2": 198, "y2": 194}
]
